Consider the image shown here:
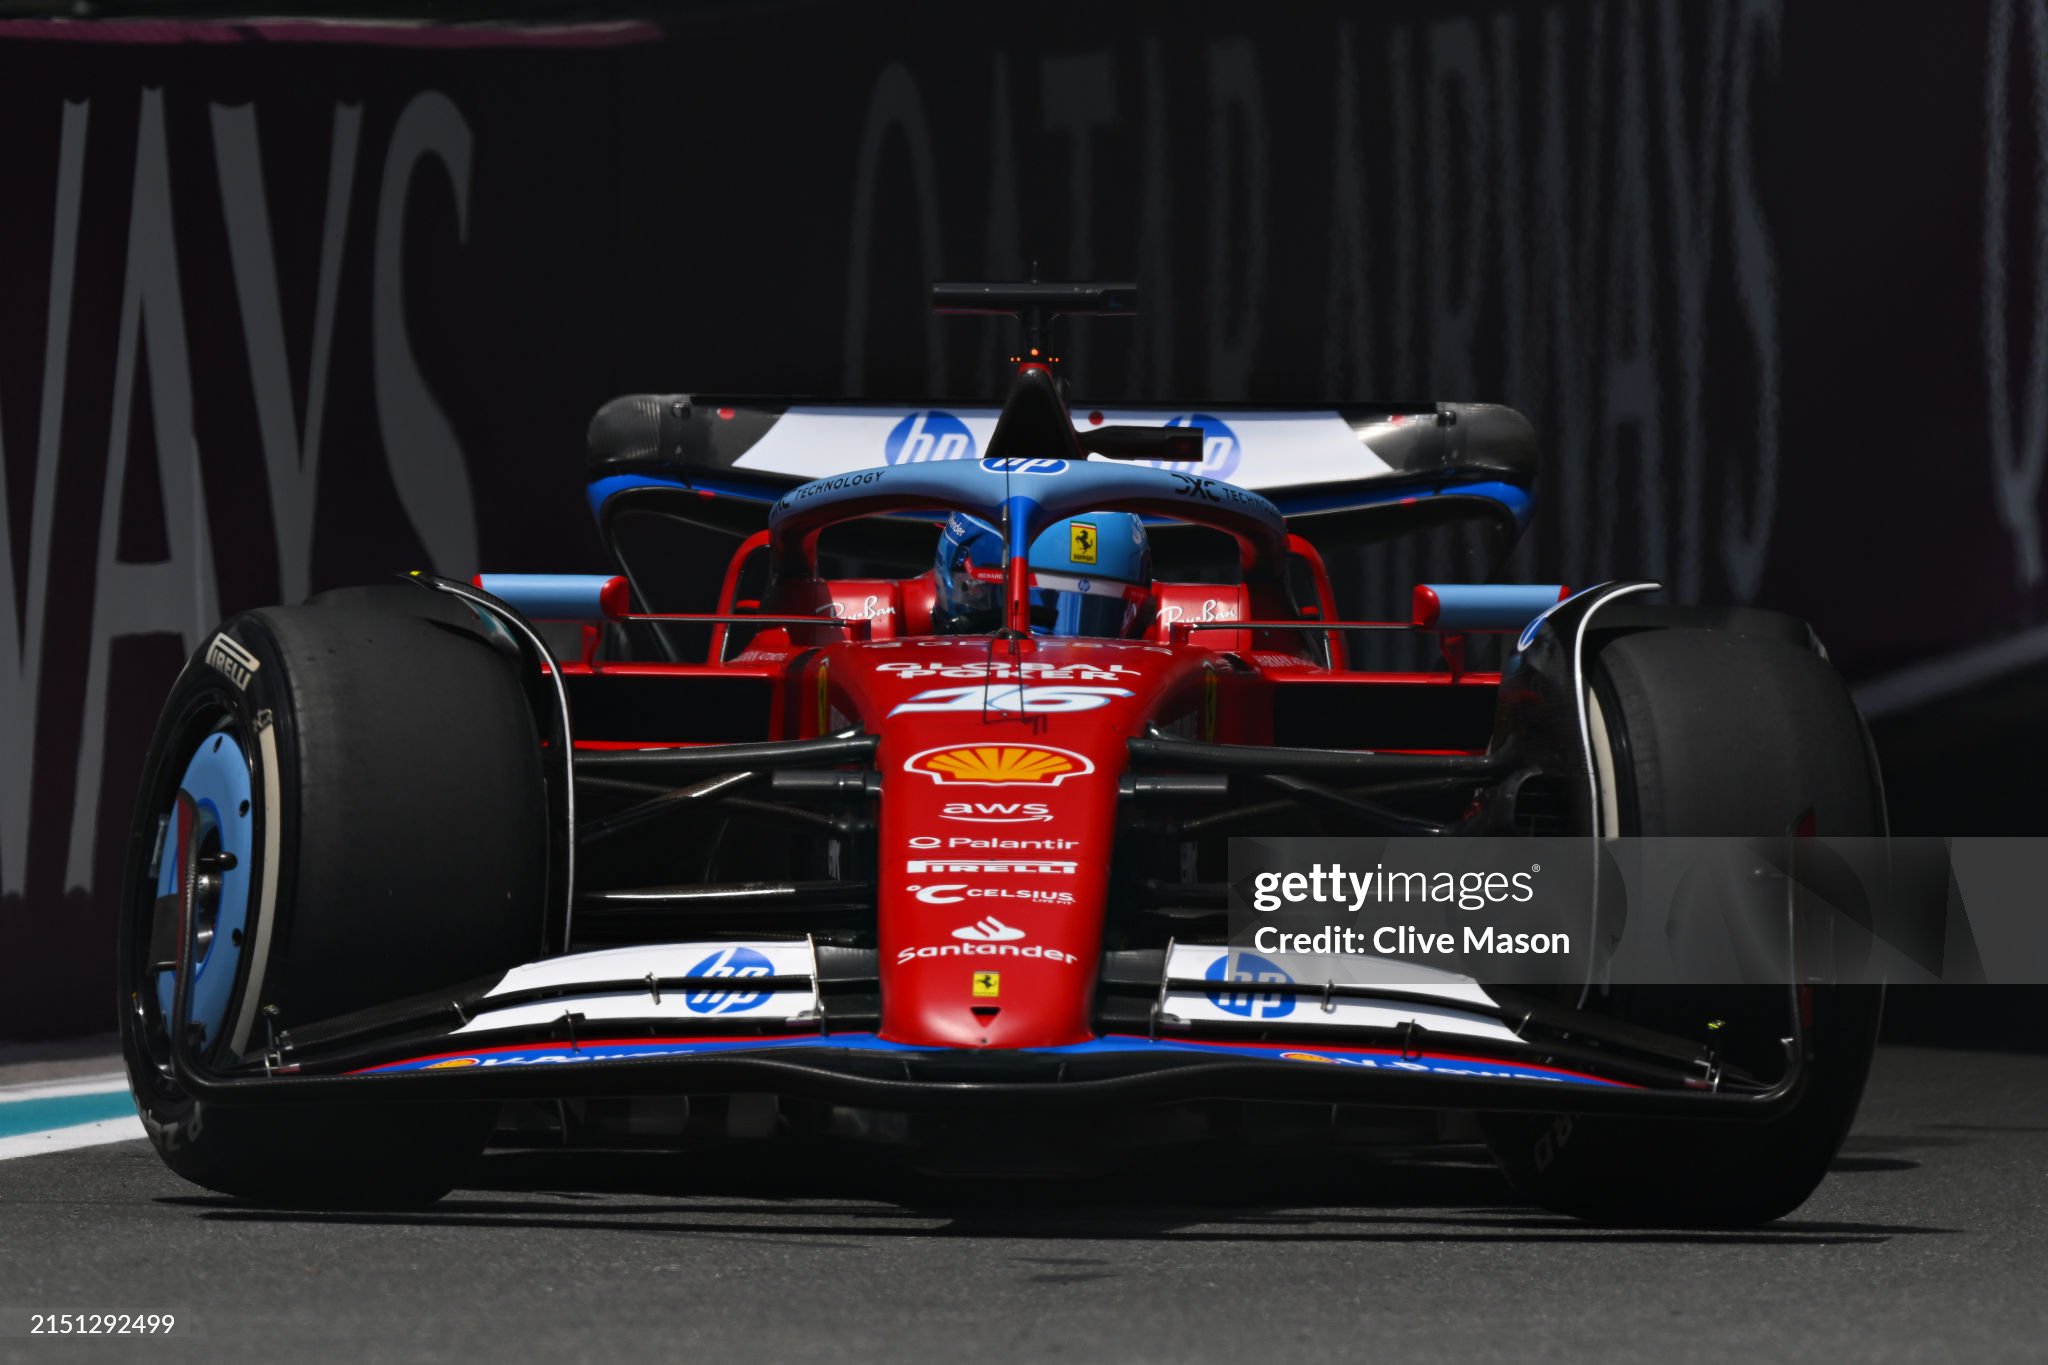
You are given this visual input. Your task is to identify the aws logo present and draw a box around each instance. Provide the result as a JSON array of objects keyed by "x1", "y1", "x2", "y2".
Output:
[
  {"x1": 1144, "y1": 413, "x2": 1242, "y2": 481},
  {"x1": 940, "y1": 801, "x2": 1053, "y2": 823},
  {"x1": 885, "y1": 410, "x2": 976, "y2": 464}
]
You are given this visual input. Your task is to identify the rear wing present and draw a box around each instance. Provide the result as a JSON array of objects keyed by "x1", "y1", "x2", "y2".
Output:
[{"x1": 584, "y1": 396, "x2": 1538, "y2": 541}]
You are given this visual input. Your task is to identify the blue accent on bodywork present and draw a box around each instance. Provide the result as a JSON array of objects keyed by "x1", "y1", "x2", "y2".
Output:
[
  {"x1": 360, "y1": 1031, "x2": 1625, "y2": 1087},
  {"x1": 587, "y1": 469, "x2": 1533, "y2": 542},
  {"x1": 589, "y1": 472, "x2": 699, "y2": 520},
  {"x1": 1451, "y1": 480, "x2": 1534, "y2": 526},
  {"x1": 587, "y1": 471, "x2": 797, "y2": 521},
  {"x1": 1036, "y1": 1037, "x2": 1625, "y2": 1087},
  {"x1": 361, "y1": 1034, "x2": 925, "y2": 1072},
  {"x1": 1265, "y1": 477, "x2": 1533, "y2": 531},
  {"x1": 475, "y1": 574, "x2": 617, "y2": 623},
  {"x1": 767, "y1": 460, "x2": 1287, "y2": 576},
  {"x1": 1423, "y1": 583, "x2": 1567, "y2": 632},
  {"x1": 1003, "y1": 493, "x2": 1036, "y2": 563}
]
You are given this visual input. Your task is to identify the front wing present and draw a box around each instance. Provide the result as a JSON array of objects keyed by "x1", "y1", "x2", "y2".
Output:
[{"x1": 165, "y1": 940, "x2": 1808, "y2": 1122}]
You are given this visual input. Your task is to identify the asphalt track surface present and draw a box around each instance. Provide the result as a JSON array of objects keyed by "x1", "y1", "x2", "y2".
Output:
[{"x1": 0, "y1": 1045, "x2": 2043, "y2": 1364}]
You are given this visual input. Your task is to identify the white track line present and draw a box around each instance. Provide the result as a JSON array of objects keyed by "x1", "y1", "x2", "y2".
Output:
[
  {"x1": 0, "y1": 1116, "x2": 145, "y2": 1161},
  {"x1": 1853, "y1": 621, "x2": 2048, "y2": 719}
]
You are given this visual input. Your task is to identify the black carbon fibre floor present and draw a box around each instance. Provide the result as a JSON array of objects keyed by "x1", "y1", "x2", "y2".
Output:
[{"x1": 1, "y1": 1045, "x2": 2044, "y2": 1363}]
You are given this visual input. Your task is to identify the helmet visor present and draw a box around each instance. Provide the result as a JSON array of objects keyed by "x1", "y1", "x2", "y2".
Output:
[{"x1": 1028, "y1": 571, "x2": 1146, "y2": 638}]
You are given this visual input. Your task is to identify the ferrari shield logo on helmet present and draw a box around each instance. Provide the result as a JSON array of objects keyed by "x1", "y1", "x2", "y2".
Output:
[
  {"x1": 904, "y1": 744, "x2": 1095, "y2": 786},
  {"x1": 1070, "y1": 521, "x2": 1098, "y2": 564}
]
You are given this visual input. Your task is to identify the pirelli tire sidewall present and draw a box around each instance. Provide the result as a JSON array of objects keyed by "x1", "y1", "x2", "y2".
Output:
[
  {"x1": 1481, "y1": 624, "x2": 1885, "y2": 1227},
  {"x1": 118, "y1": 606, "x2": 548, "y2": 1203}
]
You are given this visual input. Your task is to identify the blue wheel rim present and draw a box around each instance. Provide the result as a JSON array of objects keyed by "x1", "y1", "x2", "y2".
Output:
[{"x1": 153, "y1": 729, "x2": 255, "y2": 1050}]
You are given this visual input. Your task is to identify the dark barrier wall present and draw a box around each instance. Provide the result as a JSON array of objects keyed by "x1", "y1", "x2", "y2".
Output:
[{"x1": 2, "y1": 2, "x2": 2043, "y2": 1039}]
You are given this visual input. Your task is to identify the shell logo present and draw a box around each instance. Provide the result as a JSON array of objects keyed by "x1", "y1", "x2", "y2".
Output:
[
  {"x1": 425, "y1": 1057, "x2": 481, "y2": 1069},
  {"x1": 904, "y1": 744, "x2": 1096, "y2": 786},
  {"x1": 1279, "y1": 1052, "x2": 1338, "y2": 1064}
]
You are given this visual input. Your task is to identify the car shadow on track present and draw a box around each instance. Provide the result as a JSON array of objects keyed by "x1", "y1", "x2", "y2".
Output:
[{"x1": 174, "y1": 1141, "x2": 1959, "y2": 1247}]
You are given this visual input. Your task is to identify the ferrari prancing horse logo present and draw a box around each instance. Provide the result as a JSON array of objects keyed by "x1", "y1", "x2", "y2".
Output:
[
  {"x1": 972, "y1": 972, "x2": 1001, "y2": 998},
  {"x1": 1070, "y1": 521, "x2": 1098, "y2": 564}
]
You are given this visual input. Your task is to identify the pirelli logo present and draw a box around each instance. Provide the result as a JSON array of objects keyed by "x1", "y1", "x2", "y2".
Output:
[
  {"x1": 205, "y1": 633, "x2": 261, "y2": 691},
  {"x1": 905, "y1": 858, "x2": 1077, "y2": 875}
]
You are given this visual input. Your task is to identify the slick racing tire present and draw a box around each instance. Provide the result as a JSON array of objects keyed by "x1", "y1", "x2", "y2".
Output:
[
  {"x1": 1482, "y1": 626, "x2": 1885, "y2": 1227},
  {"x1": 118, "y1": 605, "x2": 549, "y2": 1207},
  {"x1": 303, "y1": 581, "x2": 491, "y2": 632}
]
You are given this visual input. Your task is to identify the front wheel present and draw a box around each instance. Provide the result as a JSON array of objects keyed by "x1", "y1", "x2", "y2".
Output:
[
  {"x1": 1483, "y1": 624, "x2": 1885, "y2": 1226},
  {"x1": 118, "y1": 604, "x2": 549, "y2": 1207}
]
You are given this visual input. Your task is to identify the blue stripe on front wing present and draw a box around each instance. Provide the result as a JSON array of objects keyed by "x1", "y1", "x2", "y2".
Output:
[{"x1": 358, "y1": 1032, "x2": 1625, "y2": 1087}]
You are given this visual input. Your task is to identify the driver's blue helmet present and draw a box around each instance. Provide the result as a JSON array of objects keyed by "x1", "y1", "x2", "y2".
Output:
[
  {"x1": 933, "y1": 510, "x2": 1152, "y2": 637},
  {"x1": 932, "y1": 512, "x2": 1006, "y2": 635}
]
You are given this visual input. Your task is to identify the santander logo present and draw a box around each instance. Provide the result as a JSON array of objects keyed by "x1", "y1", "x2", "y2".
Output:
[{"x1": 952, "y1": 917, "x2": 1026, "y2": 942}]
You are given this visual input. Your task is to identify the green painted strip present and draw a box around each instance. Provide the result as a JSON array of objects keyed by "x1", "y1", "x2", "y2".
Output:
[{"x1": 0, "y1": 1091, "x2": 135, "y2": 1138}]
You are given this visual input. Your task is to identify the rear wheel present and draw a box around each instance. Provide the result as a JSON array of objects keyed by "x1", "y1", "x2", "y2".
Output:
[
  {"x1": 1484, "y1": 626, "x2": 1885, "y2": 1226},
  {"x1": 118, "y1": 605, "x2": 548, "y2": 1207}
]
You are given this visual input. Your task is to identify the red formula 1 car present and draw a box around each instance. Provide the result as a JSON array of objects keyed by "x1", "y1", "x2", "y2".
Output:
[{"x1": 119, "y1": 284, "x2": 1885, "y2": 1223}]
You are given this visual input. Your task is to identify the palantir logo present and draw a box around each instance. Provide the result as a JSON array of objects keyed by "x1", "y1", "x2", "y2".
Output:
[
  {"x1": 885, "y1": 410, "x2": 976, "y2": 465},
  {"x1": 1204, "y1": 950, "x2": 1295, "y2": 1019},
  {"x1": 1147, "y1": 413, "x2": 1242, "y2": 481},
  {"x1": 684, "y1": 945, "x2": 775, "y2": 1015}
]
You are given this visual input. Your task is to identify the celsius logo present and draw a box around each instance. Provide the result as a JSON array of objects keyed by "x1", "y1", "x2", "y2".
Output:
[
  {"x1": 1144, "y1": 413, "x2": 1242, "y2": 481},
  {"x1": 683, "y1": 945, "x2": 775, "y2": 1015},
  {"x1": 885, "y1": 410, "x2": 976, "y2": 464},
  {"x1": 1204, "y1": 950, "x2": 1295, "y2": 1020}
]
